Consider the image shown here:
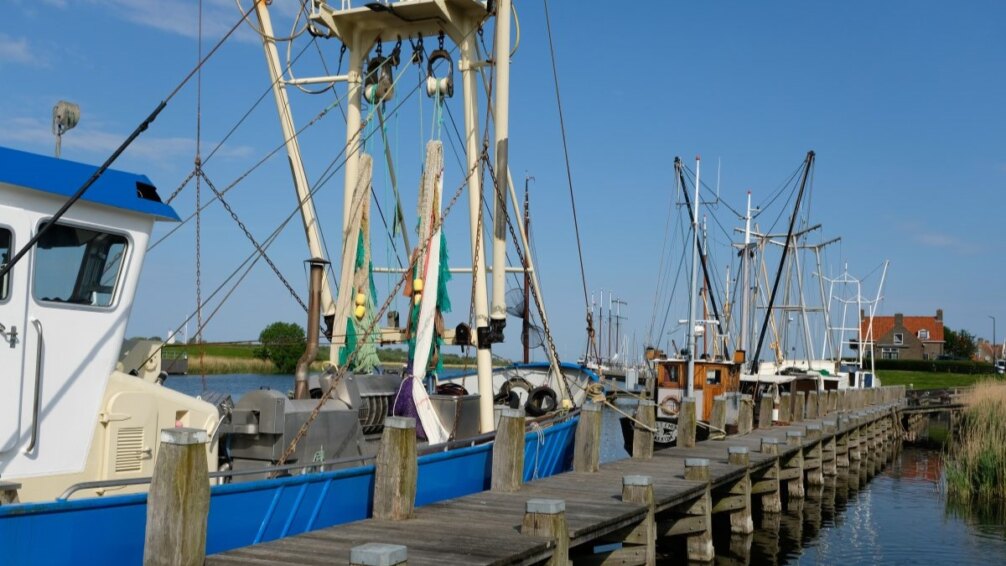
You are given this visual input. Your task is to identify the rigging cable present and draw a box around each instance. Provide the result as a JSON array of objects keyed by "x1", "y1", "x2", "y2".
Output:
[
  {"x1": 0, "y1": 2, "x2": 257, "y2": 281},
  {"x1": 195, "y1": 0, "x2": 206, "y2": 389}
]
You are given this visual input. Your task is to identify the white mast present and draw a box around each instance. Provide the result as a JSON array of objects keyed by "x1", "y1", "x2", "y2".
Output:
[
  {"x1": 686, "y1": 156, "x2": 702, "y2": 397},
  {"x1": 739, "y1": 191, "x2": 752, "y2": 354},
  {"x1": 490, "y1": 0, "x2": 511, "y2": 338},
  {"x1": 253, "y1": 3, "x2": 336, "y2": 322}
]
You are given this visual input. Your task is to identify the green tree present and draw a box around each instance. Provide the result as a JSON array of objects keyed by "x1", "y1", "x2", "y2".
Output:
[
  {"x1": 945, "y1": 327, "x2": 977, "y2": 360},
  {"x1": 254, "y1": 321, "x2": 306, "y2": 374}
]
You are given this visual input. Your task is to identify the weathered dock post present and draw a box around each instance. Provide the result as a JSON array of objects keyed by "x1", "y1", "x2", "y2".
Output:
[
  {"x1": 835, "y1": 415, "x2": 851, "y2": 470},
  {"x1": 822, "y1": 419, "x2": 838, "y2": 477},
  {"x1": 803, "y1": 423, "x2": 824, "y2": 486},
  {"x1": 806, "y1": 391, "x2": 819, "y2": 420},
  {"x1": 778, "y1": 392, "x2": 792, "y2": 423},
  {"x1": 143, "y1": 428, "x2": 210, "y2": 566},
  {"x1": 827, "y1": 390, "x2": 838, "y2": 415},
  {"x1": 374, "y1": 416, "x2": 417, "y2": 520},
  {"x1": 714, "y1": 446, "x2": 754, "y2": 534},
  {"x1": 737, "y1": 395, "x2": 754, "y2": 435},
  {"x1": 633, "y1": 400, "x2": 657, "y2": 460},
  {"x1": 680, "y1": 458, "x2": 715, "y2": 562},
  {"x1": 521, "y1": 499, "x2": 569, "y2": 566},
  {"x1": 793, "y1": 392, "x2": 806, "y2": 423},
  {"x1": 710, "y1": 396, "x2": 727, "y2": 435},
  {"x1": 621, "y1": 475, "x2": 656, "y2": 565},
  {"x1": 758, "y1": 394, "x2": 774, "y2": 428},
  {"x1": 783, "y1": 430, "x2": 806, "y2": 501},
  {"x1": 493, "y1": 408, "x2": 525, "y2": 492},
  {"x1": 350, "y1": 543, "x2": 408, "y2": 566},
  {"x1": 573, "y1": 402, "x2": 602, "y2": 473},
  {"x1": 679, "y1": 397, "x2": 697, "y2": 448},
  {"x1": 754, "y1": 438, "x2": 783, "y2": 514}
]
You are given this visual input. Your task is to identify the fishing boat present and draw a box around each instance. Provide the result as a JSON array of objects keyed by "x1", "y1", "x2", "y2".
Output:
[{"x1": 0, "y1": 1, "x2": 598, "y2": 562}]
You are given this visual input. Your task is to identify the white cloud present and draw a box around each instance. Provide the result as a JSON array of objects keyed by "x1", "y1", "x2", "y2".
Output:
[
  {"x1": 87, "y1": 0, "x2": 282, "y2": 44},
  {"x1": 0, "y1": 33, "x2": 44, "y2": 67},
  {"x1": 0, "y1": 116, "x2": 253, "y2": 167}
]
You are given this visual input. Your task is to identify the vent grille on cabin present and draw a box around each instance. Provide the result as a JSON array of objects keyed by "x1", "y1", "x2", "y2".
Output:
[{"x1": 114, "y1": 427, "x2": 145, "y2": 473}]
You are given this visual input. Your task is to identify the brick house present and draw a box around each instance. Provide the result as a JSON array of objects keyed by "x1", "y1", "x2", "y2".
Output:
[
  {"x1": 976, "y1": 339, "x2": 1004, "y2": 362},
  {"x1": 861, "y1": 309, "x2": 945, "y2": 360}
]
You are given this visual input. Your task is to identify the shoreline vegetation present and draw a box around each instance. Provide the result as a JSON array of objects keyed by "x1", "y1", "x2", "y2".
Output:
[
  {"x1": 944, "y1": 381, "x2": 1006, "y2": 505},
  {"x1": 163, "y1": 344, "x2": 493, "y2": 375}
]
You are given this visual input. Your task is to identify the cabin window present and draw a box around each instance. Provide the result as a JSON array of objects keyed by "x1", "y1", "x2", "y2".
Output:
[
  {"x1": 0, "y1": 227, "x2": 11, "y2": 301},
  {"x1": 706, "y1": 369, "x2": 721, "y2": 385},
  {"x1": 893, "y1": 333, "x2": 904, "y2": 345},
  {"x1": 33, "y1": 222, "x2": 128, "y2": 308}
]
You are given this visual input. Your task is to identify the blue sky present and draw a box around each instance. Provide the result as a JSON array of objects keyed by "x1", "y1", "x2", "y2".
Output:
[{"x1": 2, "y1": 1, "x2": 1004, "y2": 361}]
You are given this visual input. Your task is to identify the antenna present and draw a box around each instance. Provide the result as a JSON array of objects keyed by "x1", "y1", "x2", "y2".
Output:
[{"x1": 52, "y1": 100, "x2": 81, "y2": 158}]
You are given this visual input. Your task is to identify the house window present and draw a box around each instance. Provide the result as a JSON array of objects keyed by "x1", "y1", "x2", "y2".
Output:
[
  {"x1": 918, "y1": 329, "x2": 930, "y2": 340},
  {"x1": 893, "y1": 333, "x2": 904, "y2": 345},
  {"x1": 882, "y1": 348, "x2": 899, "y2": 360}
]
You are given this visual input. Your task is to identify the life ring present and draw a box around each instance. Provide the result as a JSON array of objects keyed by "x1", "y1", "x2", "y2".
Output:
[
  {"x1": 525, "y1": 386, "x2": 558, "y2": 417},
  {"x1": 659, "y1": 395, "x2": 681, "y2": 416}
]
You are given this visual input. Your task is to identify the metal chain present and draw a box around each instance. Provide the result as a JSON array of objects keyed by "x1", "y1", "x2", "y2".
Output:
[
  {"x1": 276, "y1": 158, "x2": 478, "y2": 468},
  {"x1": 482, "y1": 157, "x2": 571, "y2": 400},
  {"x1": 165, "y1": 169, "x2": 198, "y2": 205},
  {"x1": 199, "y1": 171, "x2": 308, "y2": 311}
]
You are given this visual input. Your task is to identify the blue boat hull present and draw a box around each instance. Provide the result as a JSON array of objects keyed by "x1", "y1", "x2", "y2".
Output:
[{"x1": 0, "y1": 416, "x2": 577, "y2": 566}]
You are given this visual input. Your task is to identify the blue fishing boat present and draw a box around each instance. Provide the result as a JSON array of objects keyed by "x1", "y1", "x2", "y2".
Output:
[{"x1": 0, "y1": 1, "x2": 602, "y2": 562}]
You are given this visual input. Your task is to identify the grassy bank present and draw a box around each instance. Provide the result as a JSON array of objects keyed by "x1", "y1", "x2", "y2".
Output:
[
  {"x1": 944, "y1": 381, "x2": 1006, "y2": 503},
  {"x1": 164, "y1": 344, "x2": 484, "y2": 375},
  {"x1": 876, "y1": 370, "x2": 1000, "y2": 390}
]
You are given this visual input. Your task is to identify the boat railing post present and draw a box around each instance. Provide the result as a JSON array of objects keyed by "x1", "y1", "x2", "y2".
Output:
[
  {"x1": 373, "y1": 416, "x2": 418, "y2": 520},
  {"x1": 143, "y1": 428, "x2": 210, "y2": 566},
  {"x1": 492, "y1": 408, "x2": 525, "y2": 492}
]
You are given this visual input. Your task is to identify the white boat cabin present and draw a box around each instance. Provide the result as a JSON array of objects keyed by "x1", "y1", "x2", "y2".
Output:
[{"x1": 0, "y1": 146, "x2": 218, "y2": 502}]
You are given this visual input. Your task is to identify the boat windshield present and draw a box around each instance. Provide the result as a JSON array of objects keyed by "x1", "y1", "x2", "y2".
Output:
[{"x1": 34, "y1": 222, "x2": 128, "y2": 308}]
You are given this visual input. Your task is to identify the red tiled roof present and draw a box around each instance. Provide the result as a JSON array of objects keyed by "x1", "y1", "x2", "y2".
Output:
[{"x1": 861, "y1": 316, "x2": 944, "y2": 342}]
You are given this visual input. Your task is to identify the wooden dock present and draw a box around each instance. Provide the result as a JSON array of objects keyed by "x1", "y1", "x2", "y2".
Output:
[{"x1": 148, "y1": 387, "x2": 907, "y2": 566}]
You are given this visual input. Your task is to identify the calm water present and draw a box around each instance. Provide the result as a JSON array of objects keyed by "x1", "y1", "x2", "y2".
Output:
[{"x1": 167, "y1": 375, "x2": 1006, "y2": 563}]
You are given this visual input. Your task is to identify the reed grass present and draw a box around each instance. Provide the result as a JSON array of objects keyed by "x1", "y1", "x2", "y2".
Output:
[
  {"x1": 187, "y1": 354, "x2": 277, "y2": 375},
  {"x1": 944, "y1": 381, "x2": 1006, "y2": 502}
]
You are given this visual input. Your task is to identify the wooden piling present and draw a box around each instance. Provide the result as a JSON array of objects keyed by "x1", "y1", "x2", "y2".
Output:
[
  {"x1": 783, "y1": 430, "x2": 805, "y2": 500},
  {"x1": 737, "y1": 395, "x2": 753, "y2": 435},
  {"x1": 806, "y1": 391, "x2": 819, "y2": 420},
  {"x1": 758, "y1": 394, "x2": 774, "y2": 429},
  {"x1": 621, "y1": 475, "x2": 656, "y2": 565},
  {"x1": 681, "y1": 458, "x2": 714, "y2": 562},
  {"x1": 721, "y1": 446, "x2": 754, "y2": 534},
  {"x1": 521, "y1": 499, "x2": 569, "y2": 566},
  {"x1": 373, "y1": 416, "x2": 418, "y2": 520},
  {"x1": 804, "y1": 423, "x2": 824, "y2": 486},
  {"x1": 632, "y1": 400, "x2": 656, "y2": 460},
  {"x1": 492, "y1": 408, "x2": 526, "y2": 492},
  {"x1": 778, "y1": 392, "x2": 792, "y2": 423},
  {"x1": 710, "y1": 396, "x2": 727, "y2": 435},
  {"x1": 793, "y1": 392, "x2": 806, "y2": 422},
  {"x1": 143, "y1": 428, "x2": 210, "y2": 566},
  {"x1": 573, "y1": 402, "x2": 602, "y2": 473},
  {"x1": 679, "y1": 397, "x2": 697, "y2": 448}
]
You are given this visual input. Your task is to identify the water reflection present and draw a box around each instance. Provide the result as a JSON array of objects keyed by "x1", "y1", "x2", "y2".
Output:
[{"x1": 719, "y1": 442, "x2": 1006, "y2": 565}]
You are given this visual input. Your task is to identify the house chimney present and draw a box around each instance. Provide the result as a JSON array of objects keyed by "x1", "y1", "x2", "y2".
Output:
[
  {"x1": 936, "y1": 308, "x2": 943, "y2": 322},
  {"x1": 894, "y1": 313, "x2": 904, "y2": 326}
]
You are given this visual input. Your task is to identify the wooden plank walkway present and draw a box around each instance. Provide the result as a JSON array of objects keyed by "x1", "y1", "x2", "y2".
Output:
[{"x1": 198, "y1": 387, "x2": 906, "y2": 566}]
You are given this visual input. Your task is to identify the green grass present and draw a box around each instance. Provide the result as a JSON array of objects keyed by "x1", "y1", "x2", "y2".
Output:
[{"x1": 876, "y1": 370, "x2": 1002, "y2": 390}]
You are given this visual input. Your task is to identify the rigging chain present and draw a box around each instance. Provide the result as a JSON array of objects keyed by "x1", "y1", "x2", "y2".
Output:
[{"x1": 199, "y1": 172, "x2": 309, "y2": 310}]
